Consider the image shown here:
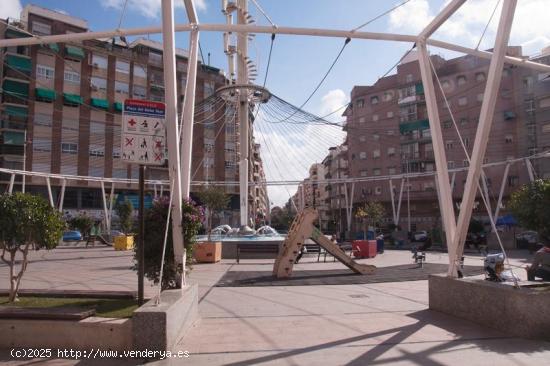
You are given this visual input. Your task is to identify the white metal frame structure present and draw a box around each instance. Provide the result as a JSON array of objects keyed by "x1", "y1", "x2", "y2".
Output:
[{"x1": 1, "y1": 0, "x2": 548, "y2": 277}]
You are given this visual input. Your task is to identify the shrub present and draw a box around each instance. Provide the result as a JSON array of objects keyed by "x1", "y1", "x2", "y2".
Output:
[
  {"x1": 116, "y1": 199, "x2": 134, "y2": 235},
  {"x1": 509, "y1": 179, "x2": 550, "y2": 243},
  {"x1": 68, "y1": 214, "x2": 94, "y2": 238},
  {"x1": 196, "y1": 186, "x2": 230, "y2": 240},
  {"x1": 0, "y1": 193, "x2": 65, "y2": 302}
]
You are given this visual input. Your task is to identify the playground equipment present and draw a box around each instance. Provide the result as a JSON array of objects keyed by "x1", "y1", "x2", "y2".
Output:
[{"x1": 273, "y1": 208, "x2": 376, "y2": 278}]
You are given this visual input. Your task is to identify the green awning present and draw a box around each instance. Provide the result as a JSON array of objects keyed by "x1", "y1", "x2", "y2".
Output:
[
  {"x1": 3, "y1": 131, "x2": 25, "y2": 145},
  {"x1": 2, "y1": 79, "x2": 29, "y2": 98},
  {"x1": 415, "y1": 83, "x2": 424, "y2": 95},
  {"x1": 4, "y1": 105, "x2": 28, "y2": 118},
  {"x1": 113, "y1": 102, "x2": 123, "y2": 112},
  {"x1": 65, "y1": 45, "x2": 85, "y2": 59},
  {"x1": 5, "y1": 28, "x2": 31, "y2": 39},
  {"x1": 35, "y1": 88, "x2": 56, "y2": 102},
  {"x1": 503, "y1": 111, "x2": 516, "y2": 120},
  {"x1": 91, "y1": 98, "x2": 109, "y2": 110},
  {"x1": 45, "y1": 43, "x2": 59, "y2": 52},
  {"x1": 6, "y1": 54, "x2": 32, "y2": 73},
  {"x1": 63, "y1": 93, "x2": 83, "y2": 106},
  {"x1": 399, "y1": 119, "x2": 430, "y2": 134}
]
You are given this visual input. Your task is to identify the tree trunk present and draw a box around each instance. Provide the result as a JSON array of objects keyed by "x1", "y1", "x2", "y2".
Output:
[{"x1": 9, "y1": 243, "x2": 30, "y2": 302}]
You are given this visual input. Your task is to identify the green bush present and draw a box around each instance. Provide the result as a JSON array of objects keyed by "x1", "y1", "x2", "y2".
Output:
[
  {"x1": 68, "y1": 215, "x2": 94, "y2": 237},
  {"x1": 196, "y1": 186, "x2": 230, "y2": 240},
  {"x1": 0, "y1": 193, "x2": 65, "y2": 302},
  {"x1": 137, "y1": 197, "x2": 203, "y2": 290},
  {"x1": 509, "y1": 179, "x2": 550, "y2": 243},
  {"x1": 116, "y1": 199, "x2": 134, "y2": 235}
]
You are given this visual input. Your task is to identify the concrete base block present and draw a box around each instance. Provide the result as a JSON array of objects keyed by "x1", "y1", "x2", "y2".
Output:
[
  {"x1": 133, "y1": 284, "x2": 199, "y2": 352},
  {"x1": 0, "y1": 317, "x2": 132, "y2": 351},
  {"x1": 429, "y1": 275, "x2": 550, "y2": 340}
]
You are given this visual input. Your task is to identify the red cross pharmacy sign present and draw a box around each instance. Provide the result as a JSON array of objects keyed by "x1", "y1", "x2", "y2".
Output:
[{"x1": 121, "y1": 99, "x2": 166, "y2": 166}]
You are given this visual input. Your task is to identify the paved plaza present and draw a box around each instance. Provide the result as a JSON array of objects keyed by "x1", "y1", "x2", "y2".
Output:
[{"x1": 1, "y1": 244, "x2": 549, "y2": 365}]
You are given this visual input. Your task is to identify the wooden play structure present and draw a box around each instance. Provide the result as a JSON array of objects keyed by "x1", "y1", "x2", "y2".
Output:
[{"x1": 273, "y1": 208, "x2": 376, "y2": 278}]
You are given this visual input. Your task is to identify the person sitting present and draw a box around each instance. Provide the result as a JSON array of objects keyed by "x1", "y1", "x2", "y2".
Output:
[{"x1": 525, "y1": 241, "x2": 550, "y2": 281}]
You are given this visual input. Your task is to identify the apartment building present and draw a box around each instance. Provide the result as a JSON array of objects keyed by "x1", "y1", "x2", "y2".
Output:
[
  {"x1": 0, "y1": 5, "x2": 269, "y2": 225},
  {"x1": 345, "y1": 47, "x2": 545, "y2": 232}
]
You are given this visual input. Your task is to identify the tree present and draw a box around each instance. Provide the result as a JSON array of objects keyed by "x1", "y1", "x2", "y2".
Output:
[
  {"x1": 355, "y1": 201, "x2": 385, "y2": 239},
  {"x1": 139, "y1": 196, "x2": 203, "y2": 289},
  {"x1": 68, "y1": 214, "x2": 94, "y2": 238},
  {"x1": 0, "y1": 193, "x2": 65, "y2": 302},
  {"x1": 509, "y1": 179, "x2": 550, "y2": 243},
  {"x1": 196, "y1": 186, "x2": 230, "y2": 241},
  {"x1": 116, "y1": 199, "x2": 134, "y2": 235}
]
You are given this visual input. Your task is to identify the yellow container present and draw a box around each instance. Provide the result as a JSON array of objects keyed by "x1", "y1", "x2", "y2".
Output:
[
  {"x1": 114, "y1": 235, "x2": 134, "y2": 251},
  {"x1": 194, "y1": 242, "x2": 222, "y2": 263}
]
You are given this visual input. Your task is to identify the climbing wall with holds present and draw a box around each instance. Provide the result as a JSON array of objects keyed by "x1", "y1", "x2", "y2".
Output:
[{"x1": 273, "y1": 208, "x2": 376, "y2": 278}]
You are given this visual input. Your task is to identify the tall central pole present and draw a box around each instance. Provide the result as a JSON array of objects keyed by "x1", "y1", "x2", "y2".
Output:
[
  {"x1": 237, "y1": 0, "x2": 249, "y2": 228},
  {"x1": 161, "y1": 0, "x2": 185, "y2": 266}
]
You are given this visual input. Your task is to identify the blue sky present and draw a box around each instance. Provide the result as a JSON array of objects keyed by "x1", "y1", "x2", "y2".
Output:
[{"x1": 5, "y1": 0, "x2": 549, "y2": 206}]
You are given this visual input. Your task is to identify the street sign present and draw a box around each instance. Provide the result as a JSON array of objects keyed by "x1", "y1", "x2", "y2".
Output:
[{"x1": 121, "y1": 99, "x2": 166, "y2": 166}]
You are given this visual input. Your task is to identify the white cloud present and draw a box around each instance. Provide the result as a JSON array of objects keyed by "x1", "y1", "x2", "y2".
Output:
[
  {"x1": 389, "y1": 0, "x2": 549, "y2": 55},
  {"x1": 100, "y1": 0, "x2": 206, "y2": 19},
  {"x1": 319, "y1": 89, "x2": 348, "y2": 122},
  {"x1": 0, "y1": 0, "x2": 22, "y2": 20}
]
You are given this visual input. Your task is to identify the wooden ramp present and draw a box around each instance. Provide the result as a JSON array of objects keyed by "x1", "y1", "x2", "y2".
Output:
[{"x1": 273, "y1": 208, "x2": 376, "y2": 278}]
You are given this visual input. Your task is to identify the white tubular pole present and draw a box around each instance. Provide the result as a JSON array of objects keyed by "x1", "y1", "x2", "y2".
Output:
[
  {"x1": 494, "y1": 163, "x2": 510, "y2": 220},
  {"x1": 348, "y1": 182, "x2": 355, "y2": 232},
  {"x1": 101, "y1": 181, "x2": 109, "y2": 227},
  {"x1": 480, "y1": 173, "x2": 492, "y2": 215},
  {"x1": 396, "y1": 178, "x2": 405, "y2": 227},
  {"x1": 180, "y1": 0, "x2": 199, "y2": 198},
  {"x1": 8, "y1": 174, "x2": 15, "y2": 194},
  {"x1": 161, "y1": 0, "x2": 185, "y2": 263},
  {"x1": 419, "y1": 0, "x2": 466, "y2": 39},
  {"x1": 525, "y1": 158, "x2": 535, "y2": 182},
  {"x1": 153, "y1": 183, "x2": 157, "y2": 198},
  {"x1": 237, "y1": 0, "x2": 249, "y2": 227},
  {"x1": 108, "y1": 183, "x2": 115, "y2": 233},
  {"x1": 58, "y1": 179, "x2": 66, "y2": 212},
  {"x1": 160, "y1": 184, "x2": 164, "y2": 196},
  {"x1": 417, "y1": 41, "x2": 457, "y2": 274},
  {"x1": 45, "y1": 177, "x2": 54, "y2": 207},
  {"x1": 389, "y1": 179, "x2": 397, "y2": 224},
  {"x1": 452, "y1": 0, "x2": 517, "y2": 271}
]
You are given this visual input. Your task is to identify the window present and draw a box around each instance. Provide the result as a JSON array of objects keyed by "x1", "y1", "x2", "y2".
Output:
[
  {"x1": 90, "y1": 122, "x2": 104, "y2": 134},
  {"x1": 383, "y1": 91, "x2": 393, "y2": 101},
  {"x1": 399, "y1": 104, "x2": 417, "y2": 122},
  {"x1": 149, "y1": 52, "x2": 163, "y2": 65},
  {"x1": 373, "y1": 149, "x2": 380, "y2": 158},
  {"x1": 64, "y1": 70, "x2": 80, "y2": 84},
  {"x1": 406, "y1": 74, "x2": 413, "y2": 83},
  {"x1": 204, "y1": 81, "x2": 216, "y2": 97},
  {"x1": 387, "y1": 147, "x2": 396, "y2": 156},
  {"x1": 387, "y1": 130, "x2": 394, "y2": 136},
  {"x1": 448, "y1": 161, "x2": 455, "y2": 169},
  {"x1": 359, "y1": 135, "x2": 366, "y2": 142},
  {"x1": 356, "y1": 99, "x2": 365, "y2": 108},
  {"x1": 508, "y1": 176, "x2": 519, "y2": 187},
  {"x1": 542, "y1": 124, "x2": 550, "y2": 134},
  {"x1": 463, "y1": 160, "x2": 469, "y2": 167},
  {"x1": 91, "y1": 76, "x2": 107, "y2": 91},
  {"x1": 458, "y1": 96, "x2": 468, "y2": 106},
  {"x1": 371, "y1": 96, "x2": 379, "y2": 105},
  {"x1": 443, "y1": 120, "x2": 452, "y2": 129},
  {"x1": 375, "y1": 186, "x2": 382, "y2": 195},
  {"x1": 460, "y1": 117, "x2": 468, "y2": 125},
  {"x1": 523, "y1": 76, "x2": 533, "y2": 90},
  {"x1": 505, "y1": 135, "x2": 513, "y2": 143},
  {"x1": 373, "y1": 134, "x2": 379, "y2": 141},
  {"x1": 398, "y1": 85, "x2": 415, "y2": 99},
  {"x1": 115, "y1": 81, "x2": 129, "y2": 94},
  {"x1": 359, "y1": 151, "x2": 367, "y2": 159},
  {"x1": 203, "y1": 157, "x2": 214, "y2": 168},
  {"x1": 475, "y1": 72, "x2": 485, "y2": 81},
  {"x1": 89, "y1": 166, "x2": 103, "y2": 177},
  {"x1": 373, "y1": 168, "x2": 381, "y2": 176},
  {"x1": 133, "y1": 64, "x2": 147, "y2": 78},
  {"x1": 113, "y1": 168, "x2": 126, "y2": 178},
  {"x1": 34, "y1": 113, "x2": 52, "y2": 127},
  {"x1": 115, "y1": 60, "x2": 130, "y2": 74},
  {"x1": 372, "y1": 114, "x2": 379, "y2": 122},
  {"x1": 32, "y1": 21, "x2": 51, "y2": 36},
  {"x1": 113, "y1": 147, "x2": 121, "y2": 159},
  {"x1": 133, "y1": 85, "x2": 146, "y2": 99},
  {"x1": 502, "y1": 68, "x2": 511, "y2": 77},
  {"x1": 360, "y1": 170, "x2": 368, "y2": 177},
  {"x1": 359, "y1": 117, "x2": 366, "y2": 124},
  {"x1": 464, "y1": 137, "x2": 470, "y2": 148},
  {"x1": 33, "y1": 138, "x2": 51, "y2": 152},
  {"x1": 37, "y1": 65, "x2": 55, "y2": 80},
  {"x1": 525, "y1": 99, "x2": 535, "y2": 114},
  {"x1": 477, "y1": 93, "x2": 484, "y2": 102},
  {"x1": 89, "y1": 145, "x2": 105, "y2": 157},
  {"x1": 387, "y1": 111, "x2": 394, "y2": 118},
  {"x1": 388, "y1": 167, "x2": 396, "y2": 175},
  {"x1": 61, "y1": 143, "x2": 78, "y2": 154},
  {"x1": 91, "y1": 54, "x2": 108, "y2": 69},
  {"x1": 445, "y1": 140, "x2": 454, "y2": 150},
  {"x1": 457, "y1": 75, "x2": 467, "y2": 86},
  {"x1": 204, "y1": 138, "x2": 215, "y2": 152},
  {"x1": 442, "y1": 80, "x2": 451, "y2": 89},
  {"x1": 540, "y1": 96, "x2": 550, "y2": 109}
]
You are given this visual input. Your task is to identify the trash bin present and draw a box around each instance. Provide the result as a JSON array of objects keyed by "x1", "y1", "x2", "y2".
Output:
[
  {"x1": 352, "y1": 240, "x2": 377, "y2": 259},
  {"x1": 376, "y1": 238, "x2": 384, "y2": 253}
]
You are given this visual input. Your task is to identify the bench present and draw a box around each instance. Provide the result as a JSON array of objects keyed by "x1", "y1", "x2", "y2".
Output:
[{"x1": 236, "y1": 243, "x2": 280, "y2": 263}]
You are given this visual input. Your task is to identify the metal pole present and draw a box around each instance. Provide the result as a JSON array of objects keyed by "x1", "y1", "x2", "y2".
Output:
[
  {"x1": 161, "y1": 0, "x2": 185, "y2": 264},
  {"x1": 8, "y1": 174, "x2": 15, "y2": 194},
  {"x1": 22, "y1": 130, "x2": 27, "y2": 193},
  {"x1": 138, "y1": 165, "x2": 145, "y2": 305},
  {"x1": 417, "y1": 40, "x2": 457, "y2": 275},
  {"x1": 45, "y1": 177, "x2": 54, "y2": 207},
  {"x1": 180, "y1": 25, "x2": 199, "y2": 197},
  {"x1": 389, "y1": 178, "x2": 396, "y2": 224},
  {"x1": 494, "y1": 163, "x2": 510, "y2": 220},
  {"x1": 407, "y1": 161, "x2": 411, "y2": 233},
  {"x1": 396, "y1": 178, "x2": 405, "y2": 228},
  {"x1": 452, "y1": 0, "x2": 517, "y2": 272},
  {"x1": 525, "y1": 158, "x2": 535, "y2": 182},
  {"x1": 108, "y1": 183, "x2": 115, "y2": 233},
  {"x1": 101, "y1": 181, "x2": 109, "y2": 229},
  {"x1": 237, "y1": 0, "x2": 249, "y2": 227},
  {"x1": 58, "y1": 179, "x2": 66, "y2": 212}
]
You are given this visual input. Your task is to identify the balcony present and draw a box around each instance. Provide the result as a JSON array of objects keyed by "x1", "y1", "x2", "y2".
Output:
[
  {"x1": 2, "y1": 78, "x2": 29, "y2": 100},
  {"x1": 4, "y1": 53, "x2": 32, "y2": 75},
  {"x1": 399, "y1": 119, "x2": 429, "y2": 134}
]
